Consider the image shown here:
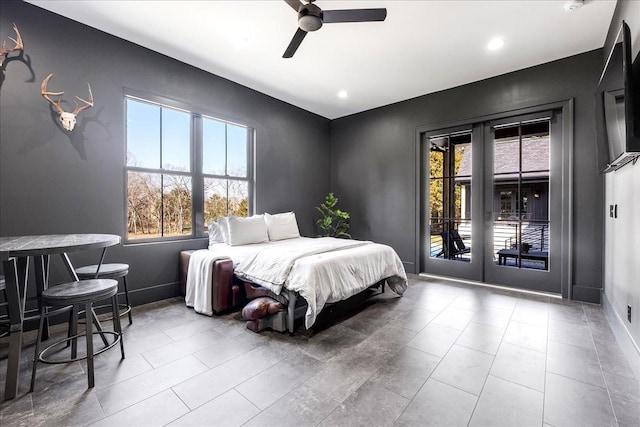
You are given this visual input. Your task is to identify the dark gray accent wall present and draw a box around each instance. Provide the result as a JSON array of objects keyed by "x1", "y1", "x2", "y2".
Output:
[
  {"x1": 0, "y1": 1, "x2": 330, "y2": 304},
  {"x1": 1, "y1": 0, "x2": 608, "y2": 305},
  {"x1": 330, "y1": 50, "x2": 605, "y2": 302}
]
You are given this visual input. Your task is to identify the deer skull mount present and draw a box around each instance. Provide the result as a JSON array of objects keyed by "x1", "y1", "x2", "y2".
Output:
[
  {"x1": 0, "y1": 23, "x2": 24, "y2": 68},
  {"x1": 41, "y1": 73, "x2": 94, "y2": 131}
]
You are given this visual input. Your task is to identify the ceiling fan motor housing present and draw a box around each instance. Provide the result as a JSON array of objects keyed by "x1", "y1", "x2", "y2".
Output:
[
  {"x1": 298, "y1": 4, "x2": 323, "y2": 32},
  {"x1": 283, "y1": 0, "x2": 387, "y2": 58}
]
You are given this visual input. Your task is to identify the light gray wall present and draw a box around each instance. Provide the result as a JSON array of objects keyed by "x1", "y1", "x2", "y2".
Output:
[
  {"x1": 0, "y1": 0, "x2": 331, "y2": 304},
  {"x1": 330, "y1": 49, "x2": 605, "y2": 303},
  {"x1": 603, "y1": 0, "x2": 640, "y2": 380}
]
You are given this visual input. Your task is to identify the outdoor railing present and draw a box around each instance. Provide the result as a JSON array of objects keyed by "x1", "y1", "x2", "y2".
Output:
[{"x1": 504, "y1": 222, "x2": 549, "y2": 251}]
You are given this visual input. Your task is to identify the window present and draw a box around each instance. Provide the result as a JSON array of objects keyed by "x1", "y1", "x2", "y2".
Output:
[
  {"x1": 125, "y1": 96, "x2": 253, "y2": 242},
  {"x1": 203, "y1": 117, "x2": 250, "y2": 227}
]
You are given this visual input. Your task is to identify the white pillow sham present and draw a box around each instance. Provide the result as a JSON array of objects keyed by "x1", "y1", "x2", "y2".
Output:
[
  {"x1": 264, "y1": 212, "x2": 300, "y2": 241},
  {"x1": 207, "y1": 221, "x2": 225, "y2": 245},
  {"x1": 227, "y1": 215, "x2": 269, "y2": 246}
]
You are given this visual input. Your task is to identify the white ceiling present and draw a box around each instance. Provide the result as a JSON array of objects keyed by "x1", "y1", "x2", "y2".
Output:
[{"x1": 26, "y1": 0, "x2": 617, "y2": 120}]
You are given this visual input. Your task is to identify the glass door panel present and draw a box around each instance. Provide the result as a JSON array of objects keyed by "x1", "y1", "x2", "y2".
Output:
[
  {"x1": 428, "y1": 133, "x2": 472, "y2": 262},
  {"x1": 492, "y1": 120, "x2": 550, "y2": 271}
]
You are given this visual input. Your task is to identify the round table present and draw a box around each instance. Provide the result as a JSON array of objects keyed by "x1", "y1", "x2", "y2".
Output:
[
  {"x1": 0, "y1": 233, "x2": 121, "y2": 257},
  {"x1": 0, "y1": 233, "x2": 121, "y2": 400}
]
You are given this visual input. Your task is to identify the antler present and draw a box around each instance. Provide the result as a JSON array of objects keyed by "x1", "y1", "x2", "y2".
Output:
[
  {"x1": 41, "y1": 73, "x2": 94, "y2": 131},
  {"x1": 41, "y1": 73, "x2": 65, "y2": 115},
  {"x1": 0, "y1": 23, "x2": 24, "y2": 67},
  {"x1": 72, "y1": 83, "x2": 93, "y2": 115}
]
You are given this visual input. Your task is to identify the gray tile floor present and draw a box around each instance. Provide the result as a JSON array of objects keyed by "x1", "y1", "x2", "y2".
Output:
[{"x1": 1, "y1": 276, "x2": 639, "y2": 426}]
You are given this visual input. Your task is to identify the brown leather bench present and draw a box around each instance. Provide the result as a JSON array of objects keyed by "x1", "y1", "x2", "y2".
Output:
[{"x1": 179, "y1": 250, "x2": 245, "y2": 314}]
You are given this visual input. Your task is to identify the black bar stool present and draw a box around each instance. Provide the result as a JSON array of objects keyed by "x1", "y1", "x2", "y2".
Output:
[
  {"x1": 30, "y1": 279, "x2": 125, "y2": 391},
  {"x1": 75, "y1": 263, "x2": 132, "y2": 325}
]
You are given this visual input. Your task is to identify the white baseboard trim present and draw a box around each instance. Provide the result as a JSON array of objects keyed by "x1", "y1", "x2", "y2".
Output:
[{"x1": 602, "y1": 291, "x2": 640, "y2": 381}]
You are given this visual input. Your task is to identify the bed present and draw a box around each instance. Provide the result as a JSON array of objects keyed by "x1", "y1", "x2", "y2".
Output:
[{"x1": 184, "y1": 216, "x2": 407, "y2": 334}]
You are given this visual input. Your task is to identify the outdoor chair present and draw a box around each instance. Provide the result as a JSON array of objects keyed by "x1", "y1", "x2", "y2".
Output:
[
  {"x1": 450, "y1": 229, "x2": 471, "y2": 256},
  {"x1": 437, "y1": 230, "x2": 470, "y2": 259}
]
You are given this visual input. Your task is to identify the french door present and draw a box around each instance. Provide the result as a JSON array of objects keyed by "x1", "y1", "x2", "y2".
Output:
[
  {"x1": 420, "y1": 109, "x2": 567, "y2": 295},
  {"x1": 420, "y1": 125, "x2": 483, "y2": 282}
]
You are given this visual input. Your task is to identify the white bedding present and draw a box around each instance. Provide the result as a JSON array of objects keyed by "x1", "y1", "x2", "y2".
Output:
[{"x1": 206, "y1": 237, "x2": 407, "y2": 328}]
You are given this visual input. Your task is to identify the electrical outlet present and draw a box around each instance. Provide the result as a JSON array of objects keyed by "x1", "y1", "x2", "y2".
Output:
[{"x1": 628, "y1": 305, "x2": 632, "y2": 322}]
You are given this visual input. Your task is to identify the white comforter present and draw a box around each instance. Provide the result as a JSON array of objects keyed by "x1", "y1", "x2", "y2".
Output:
[{"x1": 207, "y1": 237, "x2": 407, "y2": 328}]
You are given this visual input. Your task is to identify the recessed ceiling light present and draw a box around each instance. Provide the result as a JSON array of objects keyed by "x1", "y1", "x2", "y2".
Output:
[
  {"x1": 229, "y1": 35, "x2": 250, "y2": 49},
  {"x1": 338, "y1": 90, "x2": 348, "y2": 99},
  {"x1": 487, "y1": 37, "x2": 505, "y2": 51},
  {"x1": 564, "y1": 0, "x2": 583, "y2": 12}
]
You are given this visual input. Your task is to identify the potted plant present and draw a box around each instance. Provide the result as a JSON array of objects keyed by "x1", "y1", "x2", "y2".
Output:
[{"x1": 316, "y1": 192, "x2": 351, "y2": 238}]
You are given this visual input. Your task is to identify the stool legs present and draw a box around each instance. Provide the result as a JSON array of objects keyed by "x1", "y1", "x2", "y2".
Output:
[
  {"x1": 85, "y1": 301, "x2": 94, "y2": 389},
  {"x1": 30, "y1": 307, "x2": 46, "y2": 392},
  {"x1": 30, "y1": 295, "x2": 124, "y2": 392},
  {"x1": 69, "y1": 305, "x2": 78, "y2": 358},
  {"x1": 111, "y1": 295, "x2": 125, "y2": 359},
  {"x1": 122, "y1": 276, "x2": 132, "y2": 325}
]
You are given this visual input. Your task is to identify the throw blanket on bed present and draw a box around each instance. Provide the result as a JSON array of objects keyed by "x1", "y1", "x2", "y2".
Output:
[
  {"x1": 185, "y1": 250, "x2": 230, "y2": 316},
  {"x1": 234, "y1": 237, "x2": 371, "y2": 294}
]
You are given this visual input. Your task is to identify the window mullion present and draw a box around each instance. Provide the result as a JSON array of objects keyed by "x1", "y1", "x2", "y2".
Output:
[
  {"x1": 193, "y1": 115, "x2": 204, "y2": 237},
  {"x1": 160, "y1": 174, "x2": 164, "y2": 237},
  {"x1": 159, "y1": 107, "x2": 163, "y2": 171},
  {"x1": 224, "y1": 124, "x2": 229, "y2": 216}
]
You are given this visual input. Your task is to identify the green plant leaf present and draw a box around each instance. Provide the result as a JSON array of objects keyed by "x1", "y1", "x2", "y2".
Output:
[{"x1": 315, "y1": 192, "x2": 351, "y2": 238}]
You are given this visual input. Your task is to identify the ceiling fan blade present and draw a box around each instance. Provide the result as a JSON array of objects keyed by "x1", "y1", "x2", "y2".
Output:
[
  {"x1": 284, "y1": 0, "x2": 304, "y2": 12},
  {"x1": 323, "y1": 8, "x2": 387, "y2": 23},
  {"x1": 283, "y1": 28, "x2": 307, "y2": 58}
]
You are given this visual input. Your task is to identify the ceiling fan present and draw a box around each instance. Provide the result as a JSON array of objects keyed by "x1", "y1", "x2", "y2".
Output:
[{"x1": 282, "y1": 0, "x2": 387, "y2": 58}]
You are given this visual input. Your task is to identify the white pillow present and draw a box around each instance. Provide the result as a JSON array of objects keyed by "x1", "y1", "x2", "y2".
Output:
[
  {"x1": 207, "y1": 221, "x2": 225, "y2": 245},
  {"x1": 227, "y1": 215, "x2": 269, "y2": 246},
  {"x1": 218, "y1": 216, "x2": 230, "y2": 244},
  {"x1": 264, "y1": 212, "x2": 300, "y2": 241}
]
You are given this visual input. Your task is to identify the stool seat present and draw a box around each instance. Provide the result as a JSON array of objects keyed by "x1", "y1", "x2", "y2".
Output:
[
  {"x1": 43, "y1": 279, "x2": 118, "y2": 305},
  {"x1": 75, "y1": 263, "x2": 129, "y2": 279},
  {"x1": 75, "y1": 263, "x2": 132, "y2": 325}
]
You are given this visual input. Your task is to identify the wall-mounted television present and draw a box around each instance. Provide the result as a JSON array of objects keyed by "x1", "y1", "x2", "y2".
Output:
[{"x1": 595, "y1": 20, "x2": 640, "y2": 173}]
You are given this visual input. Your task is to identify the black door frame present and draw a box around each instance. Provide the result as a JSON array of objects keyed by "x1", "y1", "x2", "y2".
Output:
[{"x1": 415, "y1": 99, "x2": 573, "y2": 298}]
